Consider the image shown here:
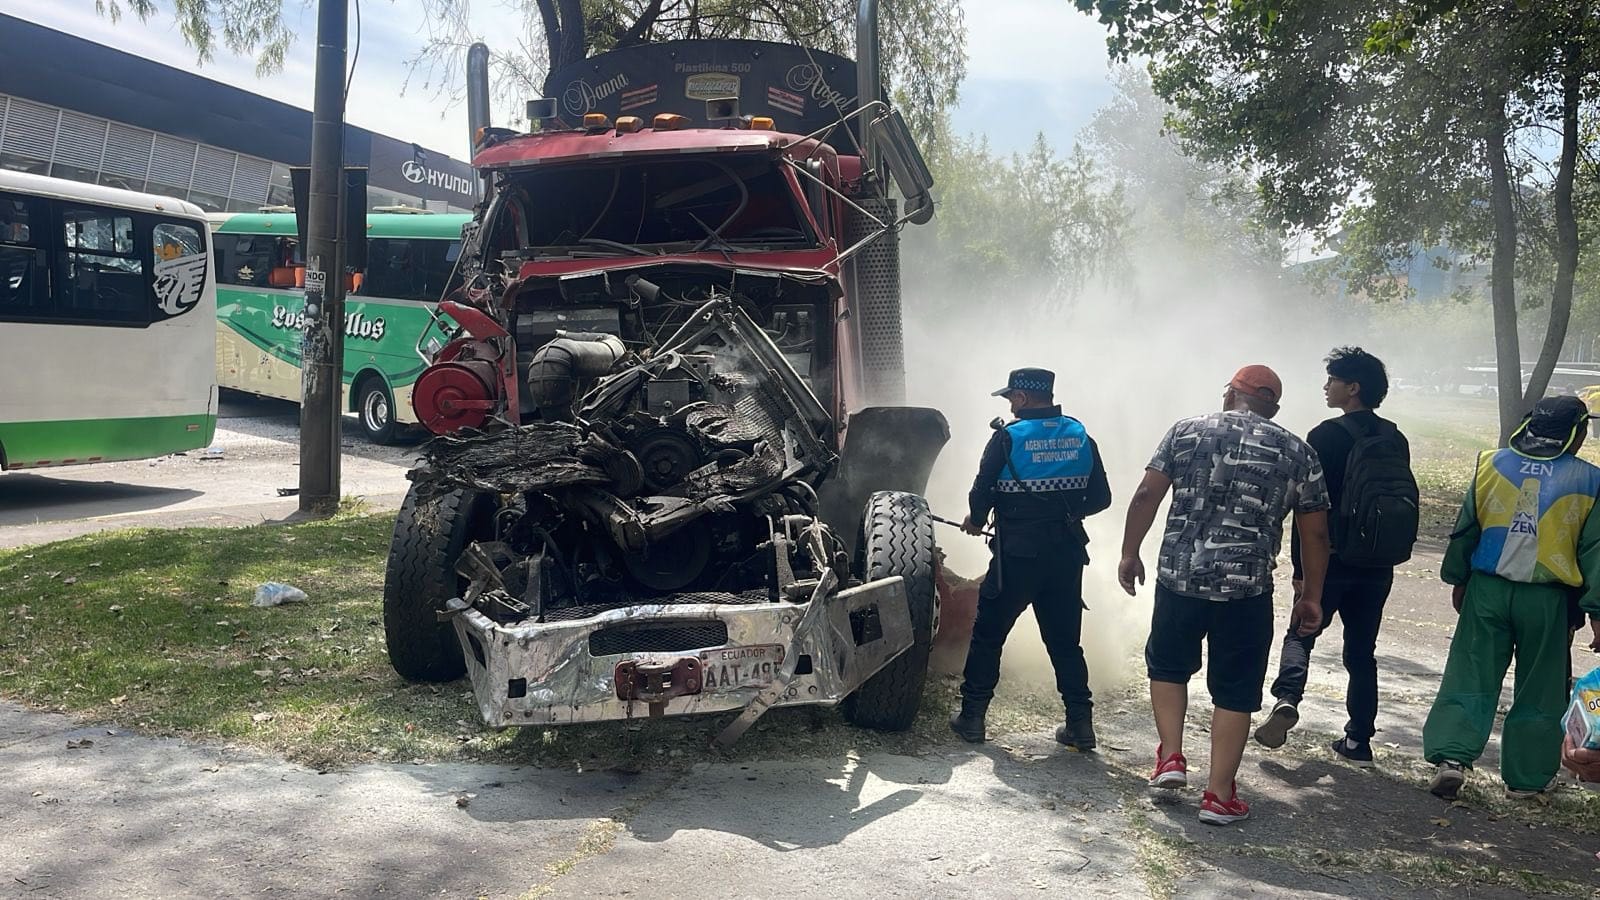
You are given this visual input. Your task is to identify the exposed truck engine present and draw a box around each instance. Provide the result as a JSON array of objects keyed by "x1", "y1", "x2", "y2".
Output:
[{"x1": 383, "y1": 1, "x2": 949, "y2": 744}]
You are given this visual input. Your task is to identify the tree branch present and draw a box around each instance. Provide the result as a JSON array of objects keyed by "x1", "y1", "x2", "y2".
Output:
[{"x1": 617, "y1": 0, "x2": 668, "y2": 48}]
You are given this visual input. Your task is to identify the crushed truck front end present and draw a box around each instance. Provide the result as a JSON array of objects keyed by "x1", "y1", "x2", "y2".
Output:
[
  {"x1": 383, "y1": 23, "x2": 946, "y2": 744},
  {"x1": 449, "y1": 575, "x2": 912, "y2": 727}
]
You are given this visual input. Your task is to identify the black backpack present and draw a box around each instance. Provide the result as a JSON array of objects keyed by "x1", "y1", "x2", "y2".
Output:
[{"x1": 1331, "y1": 417, "x2": 1419, "y2": 567}]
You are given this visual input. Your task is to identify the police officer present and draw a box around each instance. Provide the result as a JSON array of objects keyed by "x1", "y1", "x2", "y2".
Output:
[{"x1": 952, "y1": 368, "x2": 1112, "y2": 747}]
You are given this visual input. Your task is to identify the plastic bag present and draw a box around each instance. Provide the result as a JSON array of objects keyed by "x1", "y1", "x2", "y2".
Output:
[
  {"x1": 1563, "y1": 664, "x2": 1600, "y2": 751},
  {"x1": 252, "y1": 582, "x2": 308, "y2": 608}
]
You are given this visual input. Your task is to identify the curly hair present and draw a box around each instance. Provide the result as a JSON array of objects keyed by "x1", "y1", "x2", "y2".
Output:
[{"x1": 1325, "y1": 346, "x2": 1389, "y2": 408}]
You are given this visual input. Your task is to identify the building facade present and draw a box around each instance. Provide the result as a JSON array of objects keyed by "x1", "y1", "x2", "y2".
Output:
[{"x1": 0, "y1": 13, "x2": 476, "y2": 214}]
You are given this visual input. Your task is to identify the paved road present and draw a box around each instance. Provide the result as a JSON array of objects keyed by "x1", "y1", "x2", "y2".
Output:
[{"x1": 0, "y1": 394, "x2": 418, "y2": 549}]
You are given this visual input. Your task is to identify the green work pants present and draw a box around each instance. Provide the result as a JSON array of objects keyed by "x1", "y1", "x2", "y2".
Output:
[{"x1": 1422, "y1": 573, "x2": 1570, "y2": 792}]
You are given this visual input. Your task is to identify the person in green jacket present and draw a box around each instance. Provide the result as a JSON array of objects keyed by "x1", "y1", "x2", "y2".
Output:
[{"x1": 1424, "y1": 395, "x2": 1600, "y2": 799}]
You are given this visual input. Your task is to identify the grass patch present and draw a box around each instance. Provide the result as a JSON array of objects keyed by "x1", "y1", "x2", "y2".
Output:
[
  {"x1": 1121, "y1": 811, "x2": 1194, "y2": 900},
  {"x1": 0, "y1": 510, "x2": 970, "y2": 769},
  {"x1": 1384, "y1": 394, "x2": 1600, "y2": 542}
]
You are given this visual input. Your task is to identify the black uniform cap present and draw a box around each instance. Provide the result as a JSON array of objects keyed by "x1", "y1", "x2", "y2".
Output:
[{"x1": 992, "y1": 367, "x2": 1055, "y2": 397}]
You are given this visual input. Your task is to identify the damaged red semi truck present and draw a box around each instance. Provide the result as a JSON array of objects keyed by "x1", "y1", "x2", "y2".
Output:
[{"x1": 382, "y1": 1, "x2": 951, "y2": 746}]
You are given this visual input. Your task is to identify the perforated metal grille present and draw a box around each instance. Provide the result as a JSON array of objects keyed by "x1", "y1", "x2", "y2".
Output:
[
  {"x1": 54, "y1": 112, "x2": 106, "y2": 170},
  {"x1": 232, "y1": 155, "x2": 274, "y2": 205},
  {"x1": 192, "y1": 144, "x2": 236, "y2": 196},
  {"x1": 2, "y1": 99, "x2": 57, "y2": 159},
  {"x1": 844, "y1": 197, "x2": 906, "y2": 405},
  {"x1": 588, "y1": 621, "x2": 729, "y2": 657},
  {"x1": 102, "y1": 123, "x2": 154, "y2": 180}
]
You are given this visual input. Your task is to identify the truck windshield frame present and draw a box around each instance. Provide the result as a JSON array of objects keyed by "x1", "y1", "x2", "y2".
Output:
[{"x1": 491, "y1": 155, "x2": 818, "y2": 260}]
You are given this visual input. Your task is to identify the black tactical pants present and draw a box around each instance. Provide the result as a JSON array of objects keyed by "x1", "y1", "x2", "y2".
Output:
[{"x1": 959, "y1": 550, "x2": 1092, "y2": 712}]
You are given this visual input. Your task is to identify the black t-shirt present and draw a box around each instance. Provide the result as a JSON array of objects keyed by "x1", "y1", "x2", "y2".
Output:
[{"x1": 1291, "y1": 409, "x2": 1409, "y2": 578}]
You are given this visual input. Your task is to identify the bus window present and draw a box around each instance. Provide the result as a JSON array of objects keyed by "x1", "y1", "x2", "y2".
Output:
[
  {"x1": 363, "y1": 237, "x2": 460, "y2": 302},
  {"x1": 216, "y1": 234, "x2": 278, "y2": 287},
  {"x1": 152, "y1": 221, "x2": 208, "y2": 320},
  {"x1": 0, "y1": 193, "x2": 47, "y2": 316},
  {"x1": 59, "y1": 206, "x2": 146, "y2": 322}
]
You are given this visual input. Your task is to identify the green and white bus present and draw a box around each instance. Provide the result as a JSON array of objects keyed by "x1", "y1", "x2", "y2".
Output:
[
  {"x1": 0, "y1": 171, "x2": 217, "y2": 470},
  {"x1": 210, "y1": 211, "x2": 469, "y2": 443}
]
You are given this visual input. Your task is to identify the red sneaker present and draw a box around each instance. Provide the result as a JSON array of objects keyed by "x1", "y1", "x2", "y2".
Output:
[
  {"x1": 1199, "y1": 784, "x2": 1251, "y2": 825},
  {"x1": 1149, "y1": 744, "x2": 1188, "y2": 788}
]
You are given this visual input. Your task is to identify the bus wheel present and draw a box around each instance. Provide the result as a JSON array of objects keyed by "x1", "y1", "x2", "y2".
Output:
[{"x1": 357, "y1": 376, "x2": 399, "y2": 444}]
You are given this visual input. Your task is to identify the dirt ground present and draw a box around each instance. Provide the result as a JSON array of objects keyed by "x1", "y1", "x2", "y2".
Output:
[{"x1": 4, "y1": 544, "x2": 1598, "y2": 899}]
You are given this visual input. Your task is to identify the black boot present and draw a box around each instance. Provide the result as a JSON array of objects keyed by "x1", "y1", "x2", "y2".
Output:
[
  {"x1": 1055, "y1": 708, "x2": 1096, "y2": 751},
  {"x1": 949, "y1": 698, "x2": 988, "y2": 743}
]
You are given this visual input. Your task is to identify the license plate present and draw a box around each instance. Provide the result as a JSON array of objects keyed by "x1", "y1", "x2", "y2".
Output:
[{"x1": 699, "y1": 644, "x2": 785, "y2": 692}]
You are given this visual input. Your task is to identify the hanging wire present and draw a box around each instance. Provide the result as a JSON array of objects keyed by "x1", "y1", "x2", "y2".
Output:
[{"x1": 344, "y1": 0, "x2": 363, "y2": 103}]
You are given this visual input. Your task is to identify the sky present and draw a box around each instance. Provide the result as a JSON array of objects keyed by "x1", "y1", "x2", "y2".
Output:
[{"x1": 0, "y1": 0, "x2": 1118, "y2": 162}]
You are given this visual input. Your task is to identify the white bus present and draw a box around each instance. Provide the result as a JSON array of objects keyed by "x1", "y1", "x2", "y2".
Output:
[{"x1": 0, "y1": 170, "x2": 217, "y2": 470}]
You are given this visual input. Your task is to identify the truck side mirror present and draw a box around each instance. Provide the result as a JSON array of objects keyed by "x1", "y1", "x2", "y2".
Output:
[{"x1": 867, "y1": 108, "x2": 936, "y2": 225}]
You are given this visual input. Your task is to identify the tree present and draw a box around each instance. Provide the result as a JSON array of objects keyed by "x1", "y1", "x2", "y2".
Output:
[
  {"x1": 902, "y1": 123, "x2": 1130, "y2": 314},
  {"x1": 1082, "y1": 67, "x2": 1286, "y2": 286},
  {"x1": 98, "y1": 0, "x2": 967, "y2": 136},
  {"x1": 1073, "y1": 0, "x2": 1600, "y2": 439},
  {"x1": 95, "y1": 0, "x2": 293, "y2": 75}
]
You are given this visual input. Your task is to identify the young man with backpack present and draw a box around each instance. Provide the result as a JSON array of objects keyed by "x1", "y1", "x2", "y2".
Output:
[{"x1": 1255, "y1": 348, "x2": 1419, "y2": 766}]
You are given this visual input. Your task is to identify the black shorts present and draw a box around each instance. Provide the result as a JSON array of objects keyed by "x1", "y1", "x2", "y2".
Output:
[{"x1": 1144, "y1": 583, "x2": 1275, "y2": 713}]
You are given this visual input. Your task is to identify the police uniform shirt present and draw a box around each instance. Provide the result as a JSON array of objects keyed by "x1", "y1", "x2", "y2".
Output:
[{"x1": 968, "y1": 405, "x2": 1112, "y2": 558}]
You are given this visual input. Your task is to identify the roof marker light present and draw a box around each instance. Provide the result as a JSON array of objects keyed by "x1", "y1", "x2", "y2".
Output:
[
  {"x1": 615, "y1": 116, "x2": 643, "y2": 133},
  {"x1": 652, "y1": 113, "x2": 688, "y2": 131}
]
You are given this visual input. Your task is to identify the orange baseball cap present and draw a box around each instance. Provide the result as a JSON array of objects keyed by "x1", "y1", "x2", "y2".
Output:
[{"x1": 1229, "y1": 364, "x2": 1283, "y2": 403}]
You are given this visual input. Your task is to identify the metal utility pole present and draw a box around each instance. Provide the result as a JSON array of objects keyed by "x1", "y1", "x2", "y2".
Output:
[{"x1": 299, "y1": 0, "x2": 349, "y2": 514}]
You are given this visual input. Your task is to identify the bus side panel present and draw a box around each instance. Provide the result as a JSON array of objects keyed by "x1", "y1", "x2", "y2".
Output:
[
  {"x1": 0, "y1": 286, "x2": 217, "y2": 469},
  {"x1": 0, "y1": 412, "x2": 214, "y2": 469},
  {"x1": 340, "y1": 295, "x2": 453, "y2": 424},
  {"x1": 215, "y1": 284, "x2": 308, "y2": 403}
]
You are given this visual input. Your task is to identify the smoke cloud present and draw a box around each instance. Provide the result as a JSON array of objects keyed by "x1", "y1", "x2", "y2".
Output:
[{"x1": 903, "y1": 263, "x2": 1369, "y2": 696}]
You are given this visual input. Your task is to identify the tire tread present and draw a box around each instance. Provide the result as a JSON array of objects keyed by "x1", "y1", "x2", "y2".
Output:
[
  {"x1": 840, "y1": 490, "x2": 938, "y2": 731},
  {"x1": 382, "y1": 486, "x2": 482, "y2": 681}
]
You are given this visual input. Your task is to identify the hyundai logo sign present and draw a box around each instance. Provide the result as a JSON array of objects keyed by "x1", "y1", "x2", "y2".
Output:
[{"x1": 401, "y1": 159, "x2": 474, "y2": 196}]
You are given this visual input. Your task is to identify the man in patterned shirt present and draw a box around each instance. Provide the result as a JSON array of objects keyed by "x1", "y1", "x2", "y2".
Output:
[{"x1": 1117, "y1": 364, "x2": 1332, "y2": 825}]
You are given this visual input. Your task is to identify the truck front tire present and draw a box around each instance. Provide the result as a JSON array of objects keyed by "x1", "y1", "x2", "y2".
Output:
[
  {"x1": 841, "y1": 490, "x2": 938, "y2": 731},
  {"x1": 383, "y1": 486, "x2": 495, "y2": 682}
]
